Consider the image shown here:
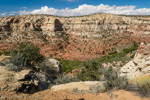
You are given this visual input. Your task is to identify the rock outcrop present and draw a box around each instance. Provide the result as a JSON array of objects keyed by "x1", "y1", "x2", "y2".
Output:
[
  {"x1": 0, "y1": 66, "x2": 53, "y2": 94},
  {"x1": 119, "y1": 43, "x2": 150, "y2": 79},
  {"x1": 51, "y1": 81, "x2": 104, "y2": 92}
]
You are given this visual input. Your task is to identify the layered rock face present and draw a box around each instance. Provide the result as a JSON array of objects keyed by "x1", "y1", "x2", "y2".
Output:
[
  {"x1": 0, "y1": 14, "x2": 150, "y2": 61},
  {"x1": 1, "y1": 14, "x2": 150, "y2": 37},
  {"x1": 119, "y1": 43, "x2": 150, "y2": 79}
]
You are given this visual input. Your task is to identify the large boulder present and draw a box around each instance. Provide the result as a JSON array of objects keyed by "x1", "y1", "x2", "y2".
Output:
[
  {"x1": 41, "y1": 58, "x2": 62, "y2": 77},
  {"x1": 0, "y1": 66, "x2": 53, "y2": 94},
  {"x1": 119, "y1": 43, "x2": 150, "y2": 79}
]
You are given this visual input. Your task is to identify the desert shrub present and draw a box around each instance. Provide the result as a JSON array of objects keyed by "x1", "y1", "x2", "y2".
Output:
[
  {"x1": 10, "y1": 52, "x2": 27, "y2": 67},
  {"x1": 89, "y1": 85, "x2": 106, "y2": 94},
  {"x1": 52, "y1": 74, "x2": 80, "y2": 86},
  {"x1": 77, "y1": 60, "x2": 101, "y2": 81},
  {"x1": 101, "y1": 67, "x2": 128, "y2": 90},
  {"x1": 10, "y1": 42, "x2": 44, "y2": 69},
  {"x1": 131, "y1": 75, "x2": 150, "y2": 96},
  {"x1": 137, "y1": 82, "x2": 150, "y2": 96},
  {"x1": 6, "y1": 63, "x2": 22, "y2": 71}
]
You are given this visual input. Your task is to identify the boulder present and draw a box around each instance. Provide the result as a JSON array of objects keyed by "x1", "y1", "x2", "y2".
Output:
[
  {"x1": 41, "y1": 58, "x2": 62, "y2": 77},
  {"x1": 0, "y1": 66, "x2": 53, "y2": 94}
]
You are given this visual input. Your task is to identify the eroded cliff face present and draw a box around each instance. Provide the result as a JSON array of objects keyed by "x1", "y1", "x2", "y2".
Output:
[
  {"x1": 0, "y1": 13, "x2": 150, "y2": 61},
  {"x1": 119, "y1": 43, "x2": 150, "y2": 79}
]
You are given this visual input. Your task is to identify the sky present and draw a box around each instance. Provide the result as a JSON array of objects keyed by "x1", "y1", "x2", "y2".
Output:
[{"x1": 0, "y1": 0, "x2": 150, "y2": 17}]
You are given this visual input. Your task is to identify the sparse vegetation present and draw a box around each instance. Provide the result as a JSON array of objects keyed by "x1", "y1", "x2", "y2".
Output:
[
  {"x1": 101, "y1": 67, "x2": 128, "y2": 90},
  {"x1": 58, "y1": 59, "x2": 83, "y2": 73},
  {"x1": 123, "y1": 42, "x2": 138, "y2": 54},
  {"x1": 54, "y1": 74, "x2": 80, "y2": 85},
  {"x1": 96, "y1": 42, "x2": 139, "y2": 64},
  {"x1": 130, "y1": 75, "x2": 150, "y2": 96},
  {"x1": 89, "y1": 85, "x2": 106, "y2": 94}
]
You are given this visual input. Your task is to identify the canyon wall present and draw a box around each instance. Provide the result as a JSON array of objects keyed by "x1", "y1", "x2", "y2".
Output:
[{"x1": 0, "y1": 13, "x2": 150, "y2": 60}]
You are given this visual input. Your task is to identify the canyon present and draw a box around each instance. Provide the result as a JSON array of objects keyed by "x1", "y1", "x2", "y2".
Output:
[
  {"x1": 0, "y1": 13, "x2": 150, "y2": 60},
  {"x1": 0, "y1": 13, "x2": 150, "y2": 100}
]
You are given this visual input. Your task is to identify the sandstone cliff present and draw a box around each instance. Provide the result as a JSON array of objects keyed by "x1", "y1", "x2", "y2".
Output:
[{"x1": 0, "y1": 13, "x2": 150, "y2": 60}]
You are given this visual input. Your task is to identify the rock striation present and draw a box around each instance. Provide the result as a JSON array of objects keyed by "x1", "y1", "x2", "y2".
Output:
[
  {"x1": 0, "y1": 13, "x2": 150, "y2": 61},
  {"x1": 119, "y1": 43, "x2": 150, "y2": 79}
]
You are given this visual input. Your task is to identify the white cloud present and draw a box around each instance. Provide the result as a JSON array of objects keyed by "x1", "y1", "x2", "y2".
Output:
[
  {"x1": 2, "y1": 4, "x2": 150, "y2": 17},
  {"x1": 18, "y1": 4, "x2": 150, "y2": 16},
  {"x1": 0, "y1": 12, "x2": 7, "y2": 16}
]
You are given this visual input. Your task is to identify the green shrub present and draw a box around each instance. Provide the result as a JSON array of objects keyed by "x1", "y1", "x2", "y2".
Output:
[
  {"x1": 10, "y1": 42, "x2": 44, "y2": 69},
  {"x1": 101, "y1": 67, "x2": 128, "y2": 90},
  {"x1": 77, "y1": 60, "x2": 101, "y2": 81}
]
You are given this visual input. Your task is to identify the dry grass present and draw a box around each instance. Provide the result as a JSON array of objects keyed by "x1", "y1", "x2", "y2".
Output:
[{"x1": 130, "y1": 75, "x2": 150, "y2": 96}]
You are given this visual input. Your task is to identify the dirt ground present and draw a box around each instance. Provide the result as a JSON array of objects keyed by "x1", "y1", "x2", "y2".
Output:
[{"x1": 0, "y1": 89, "x2": 150, "y2": 100}]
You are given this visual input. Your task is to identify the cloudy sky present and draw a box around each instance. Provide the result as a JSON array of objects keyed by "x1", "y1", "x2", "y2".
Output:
[{"x1": 0, "y1": 0, "x2": 150, "y2": 17}]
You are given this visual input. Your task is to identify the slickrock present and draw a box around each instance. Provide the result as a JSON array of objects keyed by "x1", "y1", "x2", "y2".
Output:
[
  {"x1": 51, "y1": 81, "x2": 104, "y2": 91},
  {"x1": 119, "y1": 43, "x2": 150, "y2": 79}
]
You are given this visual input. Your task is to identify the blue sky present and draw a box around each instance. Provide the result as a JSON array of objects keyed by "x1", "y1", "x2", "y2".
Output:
[{"x1": 0, "y1": 0, "x2": 150, "y2": 16}]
